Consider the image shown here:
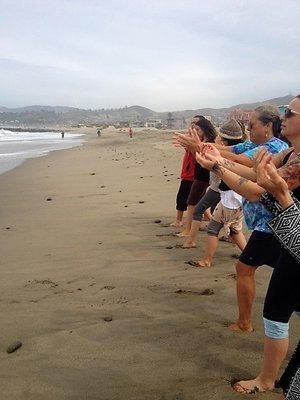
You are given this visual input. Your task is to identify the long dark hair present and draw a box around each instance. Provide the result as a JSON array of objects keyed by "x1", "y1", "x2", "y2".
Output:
[{"x1": 194, "y1": 117, "x2": 217, "y2": 143}]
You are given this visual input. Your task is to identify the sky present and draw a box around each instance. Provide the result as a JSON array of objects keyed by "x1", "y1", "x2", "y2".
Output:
[{"x1": 0, "y1": 0, "x2": 299, "y2": 111}]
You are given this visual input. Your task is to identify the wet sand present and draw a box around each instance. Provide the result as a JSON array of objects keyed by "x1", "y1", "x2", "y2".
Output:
[{"x1": 0, "y1": 127, "x2": 299, "y2": 399}]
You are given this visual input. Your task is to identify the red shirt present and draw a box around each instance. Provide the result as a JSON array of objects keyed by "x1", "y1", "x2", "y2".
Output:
[{"x1": 180, "y1": 151, "x2": 195, "y2": 181}]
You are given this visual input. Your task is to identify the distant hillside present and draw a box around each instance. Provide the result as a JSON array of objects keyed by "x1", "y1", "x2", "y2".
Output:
[
  {"x1": 229, "y1": 94, "x2": 294, "y2": 110},
  {"x1": 0, "y1": 94, "x2": 294, "y2": 127}
]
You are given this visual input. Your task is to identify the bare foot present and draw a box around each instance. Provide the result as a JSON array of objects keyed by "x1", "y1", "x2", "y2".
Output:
[
  {"x1": 176, "y1": 230, "x2": 190, "y2": 237},
  {"x1": 196, "y1": 259, "x2": 211, "y2": 268},
  {"x1": 170, "y1": 221, "x2": 183, "y2": 227},
  {"x1": 233, "y1": 378, "x2": 274, "y2": 394},
  {"x1": 228, "y1": 322, "x2": 254, "y2": 333},
  {"x1": 182, "y1": 240, "x2": 196, "y2": 249}
]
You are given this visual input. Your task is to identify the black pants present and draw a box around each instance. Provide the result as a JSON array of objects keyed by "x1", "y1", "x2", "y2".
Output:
[
  {"x1": 176, "y1": 179, "x2": 193, "y2": 211},
  {"x1": 263, "y1": 249, "x2": 300, "y2": 323}
]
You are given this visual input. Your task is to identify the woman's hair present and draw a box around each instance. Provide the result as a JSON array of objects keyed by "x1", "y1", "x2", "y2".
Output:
[
  {"x1": 254, "y1": 105, "x2": 282, "y2": 137},
  {"x1": 194, "y1": 117, "x2": 217, "y2": 143},
  {"x1": 222, "y1": 137, "x2": 244, "y2": 146}
]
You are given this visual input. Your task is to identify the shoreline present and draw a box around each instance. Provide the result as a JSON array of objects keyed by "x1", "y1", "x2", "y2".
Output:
[
  {"x1": 0, "y1": 128, "x2": 298, "y2": 400},
  {"x1": 0, "y1": 127, "x2": 86, "y2": 177}
]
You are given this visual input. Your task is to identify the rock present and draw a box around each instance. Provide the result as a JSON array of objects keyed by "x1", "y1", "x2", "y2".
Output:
[
  {"x1": 7, "y1": 341, "x2": 22, "y2": 354},
  {"x1": 124, "y1": 205, "x2": 128, "y2": 208},
  {"x1": 103, "y1": 316, "x2": 113, "y2": 322},
  {"x1": 138, "y1": 201, "x2": 145, "y2": 204},
  {"x1": 98, "y1": 242, "x2": 102, "y2": 245},
  {"x1": 46, "y1": 197, "x2": 52, "y2": 201},
  {"x1": 154, "y1": 219, "x2": 161, "y2": 224},
  {"x1": 201, "y1": 288, "x2": 214, "y2": 296},
  {"x1": 100, "y1": 185, "x2": 106, "y2": 188},
  {"x1": 6, "y1": 227, "x2": 10, "y2": 230},
  {"x1": 90, "y1": 173, "x2": 96, "y2": 175},
  {"x1": 165, "y1": 246, "x2": 173, "y2": 249},
  {"x1": 102, "y1": 285, "x2": 115, "y2": 290}
]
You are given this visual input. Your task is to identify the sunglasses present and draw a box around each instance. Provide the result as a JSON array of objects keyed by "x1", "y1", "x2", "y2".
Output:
[{"x1": 284, "y1": 107, "x2": 300, "y2": 118}]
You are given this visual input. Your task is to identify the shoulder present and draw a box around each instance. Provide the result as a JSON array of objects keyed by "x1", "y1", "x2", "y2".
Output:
[{"x1": 265, "y1": 138, "x2": 289, "y2": 153}]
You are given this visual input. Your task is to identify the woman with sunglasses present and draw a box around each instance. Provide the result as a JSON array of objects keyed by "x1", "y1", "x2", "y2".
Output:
[
  {"x1": 195, "y1": 95, "x2": 300, "y2": 394},
  {"x1": 207, "y1": 105, "x2": 289, "y2": 167}
]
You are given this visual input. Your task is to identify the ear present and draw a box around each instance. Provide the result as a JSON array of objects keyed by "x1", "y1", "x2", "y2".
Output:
[{"x1": 266, "y1": 122, "x2": 273, "y2": 131}]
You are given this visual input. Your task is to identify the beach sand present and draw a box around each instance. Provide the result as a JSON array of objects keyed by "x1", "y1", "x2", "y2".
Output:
[{"x1": 0, "y1": 127, "x2": 299, "y2": 400}]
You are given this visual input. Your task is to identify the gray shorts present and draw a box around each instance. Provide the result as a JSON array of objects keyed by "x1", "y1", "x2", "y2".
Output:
[{"x1": 193, "y1": 188, "x2": 220, "y2": 222}]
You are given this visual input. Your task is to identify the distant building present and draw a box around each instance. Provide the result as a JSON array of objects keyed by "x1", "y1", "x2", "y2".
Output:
[
  {"x1": 130, "y1": 120, "x2": 144, "y2": 128},
  {"x1": 145, "y1": 119, "x2": 163, "y2": 128}
]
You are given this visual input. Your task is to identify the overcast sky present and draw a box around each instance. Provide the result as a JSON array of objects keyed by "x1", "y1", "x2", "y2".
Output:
[{"x1": 0, "y1": 0, "x2": 299, "y2": 111}]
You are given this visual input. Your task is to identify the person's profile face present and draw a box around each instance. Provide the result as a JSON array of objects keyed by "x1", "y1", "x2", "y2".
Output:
[
  {"x1": 248, "y1": 112, "x2": 266, "y2": 144},
  {"x1": 281, "y1": 98, "x2": 300, "y2": 140}
]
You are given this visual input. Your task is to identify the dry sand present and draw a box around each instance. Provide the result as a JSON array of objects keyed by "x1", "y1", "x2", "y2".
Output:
[{"x1": 0, "y1": 127, "x2": 299, "y2": 400}]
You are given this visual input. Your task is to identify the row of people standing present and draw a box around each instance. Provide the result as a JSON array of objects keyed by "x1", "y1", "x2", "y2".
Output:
[{"x1": 172, "y1": 97, "x2": 300, "y2": 398}]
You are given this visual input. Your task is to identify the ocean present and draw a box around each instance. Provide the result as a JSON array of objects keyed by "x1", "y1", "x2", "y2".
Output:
[{"x1": 0, "y1": 129, "x2": 84, "y2": 175}]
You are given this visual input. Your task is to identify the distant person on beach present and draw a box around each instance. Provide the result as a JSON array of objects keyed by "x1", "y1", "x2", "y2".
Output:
[
  {"x1": 129, "y1": 127, "x2": 133, "y2": 138},
  {"x1": 97, "y1": 129, "x2": 101, "y2": 137},
  {"x1": 61, "y1": 131, "x2": 65, "y2": 139}
]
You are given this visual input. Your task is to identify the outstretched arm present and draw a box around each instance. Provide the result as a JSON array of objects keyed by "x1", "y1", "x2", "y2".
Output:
[{"x1": 196, "y1": 152, "x2": 264, "y2": 202}]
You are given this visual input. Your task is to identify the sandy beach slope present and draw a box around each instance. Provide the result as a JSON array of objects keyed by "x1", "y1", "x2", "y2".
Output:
[{"x1": 0, "y1": 127, "x2": 299, "y2": 400}]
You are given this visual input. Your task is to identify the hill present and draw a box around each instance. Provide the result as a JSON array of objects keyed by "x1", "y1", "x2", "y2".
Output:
[{"x1": 0, "y1": 94, "x2": 294, "y2": 127}]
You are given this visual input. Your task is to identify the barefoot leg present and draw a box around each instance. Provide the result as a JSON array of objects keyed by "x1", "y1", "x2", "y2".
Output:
[
  {"x1": 198, "y1": 234, "x2": 219, "y2": 267},
  {"x1": 230, "y1": 231, "x2": 247, "y2": 251},
  {"x1": 170, "y1": 210, "x2": 184, "y2": 227},
  {"x1": 177, "y1": 205, "x2": 195, "y2": 236},
  {"x1": 229, "y1": 261, "x2": 256, "y2": 332},
  {"x1": 233, "y1": 336, "x2": 288, "y2": 394},
  {"x1": 182, "y1": 220, "x2": 202, "y2": 247}
]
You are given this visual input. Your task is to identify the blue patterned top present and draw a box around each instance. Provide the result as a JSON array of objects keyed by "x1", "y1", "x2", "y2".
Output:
[{"x1": 237, "y1": 138, "x2": 289, "y2": 232}]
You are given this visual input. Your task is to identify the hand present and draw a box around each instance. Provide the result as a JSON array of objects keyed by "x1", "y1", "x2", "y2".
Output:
[
  {"x1": 253, "y1": 147, "x2": 268, "y2": 173},
  {"x1": 256, "y1": 151, "x2": 291, "y2": 206},
  {"x1": 202, "y1": 143, "x2": 221, "y2": 158},
  {"x1": 195, "y1": 151, "x2": 220, "y2": 171},
  {"x1": 173, "y1": 133, "x2": 203, "y2": 153}
]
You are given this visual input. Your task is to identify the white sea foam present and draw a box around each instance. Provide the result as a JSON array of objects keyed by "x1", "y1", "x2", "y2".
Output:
[{"x1": 0, "y1": 129, "x2": 84, "y2": 174}]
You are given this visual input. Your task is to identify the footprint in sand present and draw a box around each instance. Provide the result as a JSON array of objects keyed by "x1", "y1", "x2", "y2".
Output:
[{"x1": 174, "y1": 288, "x2": 214, "y2": 296}]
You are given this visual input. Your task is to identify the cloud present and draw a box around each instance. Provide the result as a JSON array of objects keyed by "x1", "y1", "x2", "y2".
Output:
[{"x1": 0, "y1": 0, "x2": 299, "y2": 110}]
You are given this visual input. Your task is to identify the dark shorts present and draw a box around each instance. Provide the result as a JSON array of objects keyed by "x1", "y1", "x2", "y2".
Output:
[
  {"x1": 239, "y1": 230, "x2": 281, "y2": 267},
  {"x1": 176, "y1": 179, "x2": 193, "y2": 211},
  {"x1": 187, "y1": 180, "x2": 209, "y2": 206}
]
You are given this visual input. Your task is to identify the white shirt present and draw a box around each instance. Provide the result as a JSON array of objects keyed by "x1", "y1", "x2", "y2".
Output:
[{"x1": 220, "y1": 190, "x2": 242, "y2": 210}]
